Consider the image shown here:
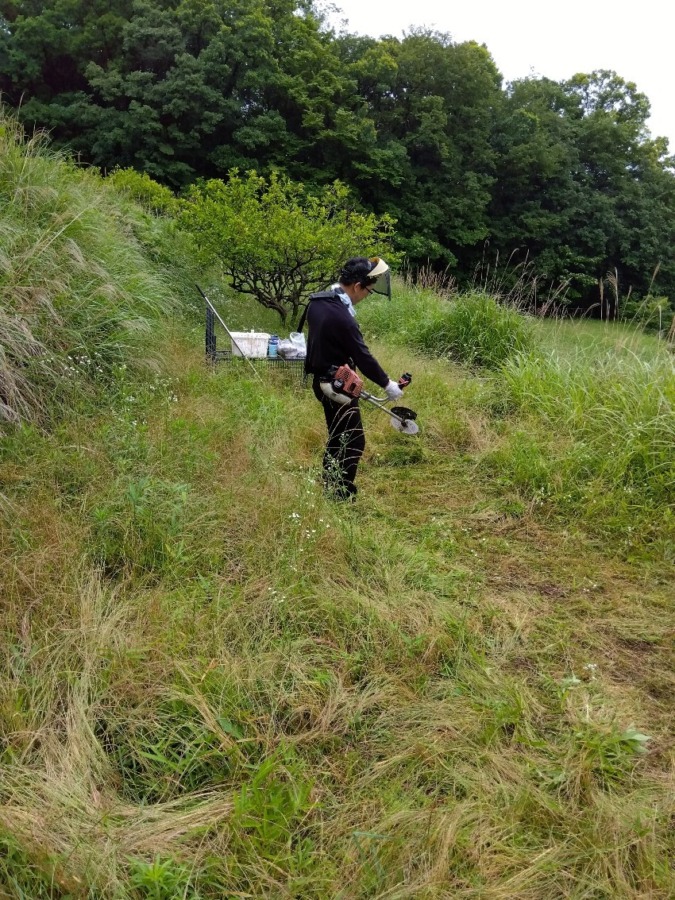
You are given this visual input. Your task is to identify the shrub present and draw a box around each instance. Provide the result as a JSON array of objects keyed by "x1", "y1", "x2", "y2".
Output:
[
  {"x1": 106, "y1": 168, "x2": 179, "y2": 216},
  {"x1": 180, "y1": 170, "x2": 396, "y2": 325},
  {"x1": 359, "y1": 287, "x2": 536, "y2": 368},
  {"x1": 91, "y1": 476, "x2": 196, "y2": 579}
]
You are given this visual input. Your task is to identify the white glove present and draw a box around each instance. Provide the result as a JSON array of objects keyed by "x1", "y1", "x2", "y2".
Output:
[{"x1": 384, "y1": 379, "x2": 404, "y2": 401}]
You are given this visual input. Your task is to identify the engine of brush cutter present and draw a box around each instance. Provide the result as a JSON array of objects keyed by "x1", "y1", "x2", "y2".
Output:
[
  {"x1": 318, "y1": 365, "x2": 362, "y2": 404},
  {"x1": 320, "y1": 366, "x2": 412, "y2": 405}
]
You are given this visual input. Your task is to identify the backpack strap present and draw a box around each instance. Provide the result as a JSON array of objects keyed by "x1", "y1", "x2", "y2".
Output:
[{"x1": 296, "y1": 290, "x2": 338, "y2": 333}]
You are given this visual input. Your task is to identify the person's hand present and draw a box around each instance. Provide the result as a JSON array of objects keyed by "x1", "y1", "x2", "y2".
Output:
[{"x1": 384, "y1": 379, "x2": 404, "y2": 401}]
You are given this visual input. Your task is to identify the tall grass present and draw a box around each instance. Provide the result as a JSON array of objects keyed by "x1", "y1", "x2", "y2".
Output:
[
  {"x1": 483, "y1": 326, "x2": 675, "y2": 553},
  {"x1": 0, "y1": 110, "x2": 184, "y2": 428},
  {"x1": 359, "y1": 284, "x2": 536, "y2": 368},
  {"x1": 502, "y1": 352, "x2": 673, "y2": 500}
]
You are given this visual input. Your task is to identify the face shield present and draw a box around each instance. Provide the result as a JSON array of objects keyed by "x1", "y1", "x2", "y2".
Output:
[{"x1": 366, "y1": 257, "x2": 391, "y2": 299}]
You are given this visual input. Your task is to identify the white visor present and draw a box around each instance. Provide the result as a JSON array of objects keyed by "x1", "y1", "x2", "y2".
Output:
[
  {"x1": 368, "y1": 257, "x2": 391, "y2": 299},
  {"x1": 369, "y1": 257, "x2": 389, "y2": 278}
]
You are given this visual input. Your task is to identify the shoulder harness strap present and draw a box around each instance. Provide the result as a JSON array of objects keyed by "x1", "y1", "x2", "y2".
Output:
[{"x1": 296, "y1": 290, "x2": 338, "y2": 333}]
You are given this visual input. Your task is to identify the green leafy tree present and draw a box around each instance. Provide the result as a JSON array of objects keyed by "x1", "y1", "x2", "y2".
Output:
[
  {"x1": 488, "y1": 71, "x2": 675, "y2": 312},
  {"x1": 3, "y1": 3, "x2": 675, "y2": 310},
  {"x1": 0, "y1": 0, "x2": 340, "y2": 185},
  {"x1": 342, "y1": 29, "x2": 502, "y2": 270},
  {"x1": 180, "y1": 170, "x2": 396, "y2": 323},
  {"x1": 488, "y1": 77, "x2": 594, "y2": 301}
]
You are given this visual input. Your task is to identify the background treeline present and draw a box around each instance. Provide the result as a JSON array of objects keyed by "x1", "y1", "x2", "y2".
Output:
[{"x1": 2, "y1": 0, "x2": 675, "y2": 317}]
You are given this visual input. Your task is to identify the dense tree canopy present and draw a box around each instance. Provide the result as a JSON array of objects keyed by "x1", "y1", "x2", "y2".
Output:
[{"x1": 1, "y1": 0, "x2": 674, "y2": 314}]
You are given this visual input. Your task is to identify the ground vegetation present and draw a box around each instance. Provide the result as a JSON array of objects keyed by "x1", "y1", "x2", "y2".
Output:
[{"x1": 0, "y1": 109, "x2": 673, "y2": 898}]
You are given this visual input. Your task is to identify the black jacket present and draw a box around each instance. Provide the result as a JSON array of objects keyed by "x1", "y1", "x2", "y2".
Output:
[{"x1": 304, "y1": 291, "x2": 389, "y2": 387}]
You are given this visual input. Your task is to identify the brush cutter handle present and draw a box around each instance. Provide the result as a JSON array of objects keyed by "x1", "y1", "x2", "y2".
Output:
[{"x1": 398, "y1": 372, "x2": 412, "y2": 388}]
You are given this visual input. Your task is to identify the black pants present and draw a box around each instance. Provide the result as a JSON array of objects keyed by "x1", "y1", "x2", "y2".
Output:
[{"x1": 313, "y1": 377, "x2": 365, "y2": 499}]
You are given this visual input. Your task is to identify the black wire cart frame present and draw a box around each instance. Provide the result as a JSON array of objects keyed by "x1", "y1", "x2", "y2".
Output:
[{"x1": 202, "y1": 287, "x2": 306, "y2": 381}]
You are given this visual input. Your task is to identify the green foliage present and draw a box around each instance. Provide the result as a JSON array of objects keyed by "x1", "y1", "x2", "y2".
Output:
[
  {"x1": 106, "y1": 167, "x2": 179, "y2": 216},
  {"x1": 499, "y1": 347, "x2": 675, "y2": 508},
  {"x1": 128, "y1": 854, "x2": 199, "y2": 900},
  {"x1": 231, "y1": 749, "x2": 314, "y2": 863},
  {"x1": 621, "y1": 293, "x2": 673, "y2": 332},
  {"x1": 343, "y1": 30, "x2": 502, "y2": 266},
  {"x1": 0, "y1": 0, "x2": 343, "y2": 185},
  {"x1": 2, "y1": 3, "x2": 675, "y2": 309},
  {"x1": 180, "y1": 170, "x2": 396, "y2": 323},
  {"x1": 91, "y1": 476, "x2": 193, "y2": 579},
  {"x1": 489, "y1": 71, "x2": 675, "y2": 312},
  {"x1": 574, "y1": 723, "x2": 652, "y2": 786},
  {"x1": 0, "y1": 829, "x2": 58, "y2": 899},
  {"x1": 360, "y1": 286, "x2": 536, "y2": 367},
  {"x1": 0, "y1": 108, "x2": 188, "y2": 429},
  {"x1": 99, "y1": 698, "x2": 233, "y2": 803},
  {"x1": 416, "y1": 292, "x2": 536, "y2": 367}
]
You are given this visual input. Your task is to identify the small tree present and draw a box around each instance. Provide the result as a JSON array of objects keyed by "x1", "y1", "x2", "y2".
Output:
[{"x1": 180, "y1": 170, "x2": 396, "y2": 324}]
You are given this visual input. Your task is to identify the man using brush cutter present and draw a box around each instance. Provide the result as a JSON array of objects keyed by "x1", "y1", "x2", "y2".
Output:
[{"x1": 301, "y1": 256, "x2": 410, "y2": 501}]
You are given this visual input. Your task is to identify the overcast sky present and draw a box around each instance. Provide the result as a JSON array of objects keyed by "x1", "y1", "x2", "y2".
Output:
[{"x1": 324, "y1": 0, "x2": 674, "y2": 151}]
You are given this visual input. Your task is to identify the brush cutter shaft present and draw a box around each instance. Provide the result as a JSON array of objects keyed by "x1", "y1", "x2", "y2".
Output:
[{"x1": 361, "y1": 391, "x2": 417, "y2": 427}]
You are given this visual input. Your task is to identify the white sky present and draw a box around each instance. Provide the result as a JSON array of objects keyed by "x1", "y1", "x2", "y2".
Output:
[{"x1": 324, "y1": 0, "x2": 675, "y2": 151}]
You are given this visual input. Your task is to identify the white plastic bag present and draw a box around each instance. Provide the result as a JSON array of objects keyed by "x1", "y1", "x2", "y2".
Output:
[
  {"x1": 278, "y1": 331, "x2": 306, "y2": 359},
  {"x1": 290, "y1": 332, "x2": 306, "y2": 353}
]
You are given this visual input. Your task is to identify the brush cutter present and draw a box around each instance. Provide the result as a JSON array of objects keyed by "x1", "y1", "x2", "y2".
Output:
[
  {"x1": 361, "y1": 389, "x2": 419, "y2": 435},
  {"x1": 323, "y1": 367, "x2": 419, "y2": 435}
]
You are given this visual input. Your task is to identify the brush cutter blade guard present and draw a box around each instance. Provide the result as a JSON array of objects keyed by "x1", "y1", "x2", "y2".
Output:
[
  {"x1": 391, "y1": 417, "x2": 419, "y2": 435},
  {"x1": 359, "y1": 391, "x2": 420, "y2": 435},
  {"x1": 390, "y1": 406, "x2": 419, "y2": 435}
]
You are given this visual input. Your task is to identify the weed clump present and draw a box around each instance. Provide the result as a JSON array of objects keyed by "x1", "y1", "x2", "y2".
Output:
[
  {"x1": 360, "y1": 286, "x2": 536, "y2": 368},
  {"x1": 417, "y1": 292, "x2": 536, "y2": 367}
]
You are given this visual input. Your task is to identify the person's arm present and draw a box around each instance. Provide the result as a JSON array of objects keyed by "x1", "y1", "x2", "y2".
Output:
[{"x1": 346, "y1": 320, "x2": 389, "y2": 387}]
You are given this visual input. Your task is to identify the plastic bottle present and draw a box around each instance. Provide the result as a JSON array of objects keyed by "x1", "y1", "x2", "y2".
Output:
[{"x1": 268, "y1": 334, "x2": 279, "y2": 358}]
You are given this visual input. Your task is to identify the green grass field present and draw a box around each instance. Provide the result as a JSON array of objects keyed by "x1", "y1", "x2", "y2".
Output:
[
  {"x1": 534, "y1": 316, "x2": 669, "y2": 361},
  {"x1": 1, "y1": 112, "x2": 673, "y2": 898}
]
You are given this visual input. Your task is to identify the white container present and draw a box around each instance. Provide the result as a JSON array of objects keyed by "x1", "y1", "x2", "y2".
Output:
[{"x1": 229, "y1": 331, "x2": 270, "y2": 358}]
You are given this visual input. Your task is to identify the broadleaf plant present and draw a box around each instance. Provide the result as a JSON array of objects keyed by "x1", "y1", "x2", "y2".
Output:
[{"x1": 180, "y1": 170, "x2": 396, "y2": 324}]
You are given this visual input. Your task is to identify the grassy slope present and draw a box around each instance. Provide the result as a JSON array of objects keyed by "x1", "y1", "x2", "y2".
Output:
[{"x1": 1, "y1": 322, "x2": 673, "y2": 898}]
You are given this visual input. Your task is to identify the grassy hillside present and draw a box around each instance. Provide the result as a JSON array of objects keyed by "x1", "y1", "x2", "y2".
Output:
[
  {"x1": 0, "y1": 113, "x2": 197, "y2": 430},
  {"x1": 0, "y1": 115, "x2": 673, "y2": 898}
]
